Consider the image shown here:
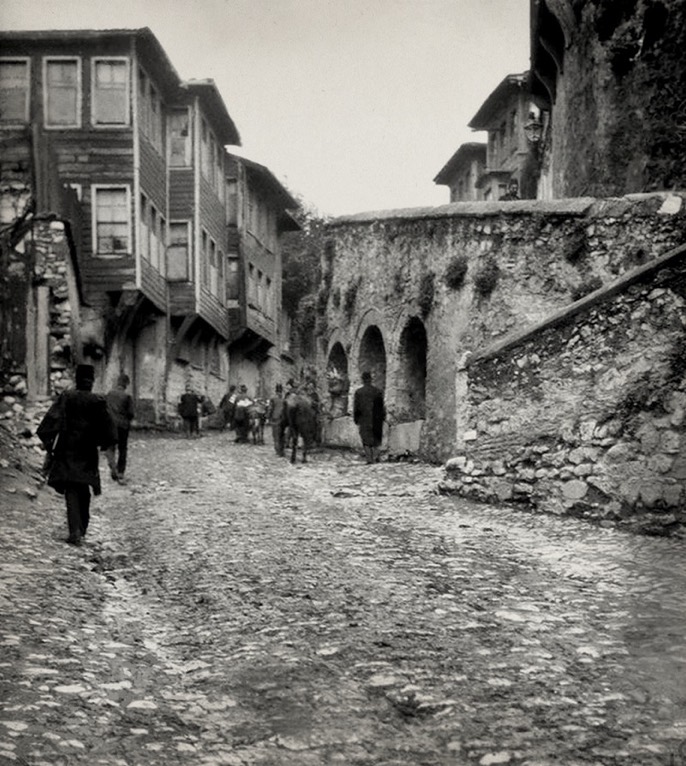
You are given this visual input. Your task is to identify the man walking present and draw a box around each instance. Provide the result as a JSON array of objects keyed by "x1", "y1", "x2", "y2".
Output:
[
  {"x1": 178, "y1": 385, "x2": 203, "y2": 438},
  {"x1": 106, "y1": 373, "x2": 134, "y2": 483},
  {"x1": 353, "y1": 370, "x2": 386, "y2": 464},
  {"x1": 37, "y1": 364, "x2": 118, "y2": 546}
]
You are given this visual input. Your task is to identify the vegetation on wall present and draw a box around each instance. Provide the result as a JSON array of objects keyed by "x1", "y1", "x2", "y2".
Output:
[
  {"x1": 443, "y1": 255, "x2": 469, "y2": 290},
  {"x1": 473, "y1": 257, "x2": 500, "y2": 298},
  {"x1": 281, "y1": 200, "x2": 328, "y2": 315},
  {"x1": 418, "y1": 272, "x2": 435, "y2": 317},
  {"x1": 343, "y1": 279, "x2": 360, "y2": 322}
]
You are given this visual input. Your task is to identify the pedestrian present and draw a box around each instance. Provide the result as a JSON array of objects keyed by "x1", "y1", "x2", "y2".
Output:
[
  {"x1": 219, "y1": 384, "x2": 237, "y2": 431},
  {"x1": 232, "y1": 384, "x2": 252, "y2": 443},
  {"x1": 37, "y1": 363, "x2": 118, "y2": 546},
  {"x1": 267, "y1": 383, "x2": 286, "y2": 456},
  {"x1": 105, "y1": 372, "x2": 134, "y2": 484},
  {"x1": 500, "y1": 179, "x2": 520, "y2": 201},
  {"x1": 353, "y1": 370, "x2": 386, "y2": 464},
  {"x1": 178, "y1": 385, "x2": 203, "y2": 438}
]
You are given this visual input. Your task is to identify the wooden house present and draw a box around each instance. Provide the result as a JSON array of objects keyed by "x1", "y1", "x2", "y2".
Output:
[{"x1": 0, "y1": 28, "x2": 243, "y2": 421}]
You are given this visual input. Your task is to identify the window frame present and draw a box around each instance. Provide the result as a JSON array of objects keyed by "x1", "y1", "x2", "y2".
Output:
[
  {"x1": 167, "y1": 220, "x2": 191, "y2": 282},
  {"x1": 91, "y1": 184, "x2": 131, "y2": 258},
  {"x1": 91, "y1": 56, "x2": 130, "y2": 128},
  {"x1": 0, "y1": 57, "x2": 31, "y2": 126},
  {"x1": 43, "y1": 56, "x2": 82, "y2": 129},
  {"x1": 168, "y1": 107, "x2": 191, "y2": 167}
]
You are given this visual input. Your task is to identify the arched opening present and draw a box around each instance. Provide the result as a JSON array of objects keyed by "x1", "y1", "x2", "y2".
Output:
[
  {"x1": 358, "y1": 325, "x2": 386, "y2": 393},
  {"x1": 396, "y1": 317, "x2": 427, "y2": 421},
  {"x1": 326, "y1": 341, "x2": 349, "y2": 416}
]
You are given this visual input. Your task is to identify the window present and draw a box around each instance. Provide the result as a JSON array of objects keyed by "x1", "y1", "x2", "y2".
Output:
[
  {"x1": 201, "y1": 120, "x2": 211, "y2": 180},
  {"x1": 265, "y1": 276, "x2": 272, "y2": 316},
  {"x1": 226, "y1": 256, "x2": 239, "y2": 300},
  {"x1": 217, "y1": 250, "x2": 225, "y2": 303},
  {"x1": 209, "y1": 239, "x2": 218, "y2": 296},
  {"x1": 150, "y1": 207, "x2": 159, "y2": 270},
  {"x1": 169, "y1": 108, "x2": 191, "y2": 166},
  {"x1": 201, "y1": 230, "x2": 209, "y2": 287},
  {"x1": 138, "y1": 68, "x2": 163, "y2": 151},
  {"x1": 92, "y1": 58, "x2": 129, "y2": 126},
  {"x1": 168, "y1": 221, "x2": 190, "y2": 281},
  {"x1": 0, "y1": 59, "x2": 30, "y2": 124},
  {"x1": 44, "y1": 57, "x2": 80, "y2": 128},
  {"x1": 139, "y1": 194, "x2": 150, "y2": 261},
  {"x1": 93, "y1": 186, "x2": 129, "y2": 256}
]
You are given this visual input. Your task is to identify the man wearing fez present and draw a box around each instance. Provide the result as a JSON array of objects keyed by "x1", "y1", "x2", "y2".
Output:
[
  {"x1": 38, "y1": 364, "x2": 118, "y2": 546},
  {"x1": 353, "y1": 370, "x2": 386, "y2": 464}
]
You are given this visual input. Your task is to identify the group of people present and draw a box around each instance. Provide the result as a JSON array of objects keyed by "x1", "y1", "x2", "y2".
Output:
[{"x1": 36, "y1": 364, "x2": 386, "y2": 546}]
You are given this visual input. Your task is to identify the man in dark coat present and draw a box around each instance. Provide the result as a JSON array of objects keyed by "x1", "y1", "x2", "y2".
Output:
[
  {"x1": 267, "y1": 383, "x2": 286, "y2": 456},
  {"x1": 178, "y1": 385, "x2": 203, "y2": 438},
  {"x1": 37, "y1": 364, "x2": 118, "y2": 546},
  {"x1": 353, "y1": 370, "x2": 386, "y2": 464},
  {"x1": 106, "y1": 372, "x2": 134, "y2": 484}
]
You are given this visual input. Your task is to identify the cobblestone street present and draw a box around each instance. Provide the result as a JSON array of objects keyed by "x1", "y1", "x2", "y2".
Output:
[{"x1": 1, "y1": 431, "x2": 686, "y2": 766}]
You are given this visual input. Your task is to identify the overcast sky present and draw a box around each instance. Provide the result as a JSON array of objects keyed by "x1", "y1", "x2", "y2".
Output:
[{"x1": 1, "y1": 0, "x2": 530, "y2": 216}]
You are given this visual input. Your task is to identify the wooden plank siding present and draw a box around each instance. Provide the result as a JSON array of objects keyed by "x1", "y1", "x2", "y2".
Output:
[
  {"x1": 196, "y1": 175, "x2": 229, "y2": 338},
  {"x1": 139, "y1": 136, "x2": 167, "y2": 213},
  {"x1": 140, "y1": 260, "x2": 166, "y2": 312},
  {"x1": 198, "y1": 287, "x2": 229, "y2": 338},
  {"x1": 81, "y1": 255, "x2": 136, "y2": 306},
  {"x1": 168, "y1": 283, "x2": 195, "y2": 316},
  {"x1": 169, "y1": 170, "x2": 194, "y2": 219}
]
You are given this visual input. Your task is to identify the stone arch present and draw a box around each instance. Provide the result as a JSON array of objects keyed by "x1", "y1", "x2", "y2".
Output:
[
  {"x1": 326, "y1": 340, "x2": 350, "y2": 416},
  {"x1": 358, "y1": 325, "x2": 387, "y2": 393},
  {"x1": 395, "y1": 316, "x2": 427, "y2": 422}
]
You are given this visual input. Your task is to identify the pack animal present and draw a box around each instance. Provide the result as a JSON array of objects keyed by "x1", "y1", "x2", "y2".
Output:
[
  {"x1": 281, "y1": 392, "x2": 318, "y2": 463},
  {"x1": 247, "y1": 400, "x2": 268, "y2": 445}
]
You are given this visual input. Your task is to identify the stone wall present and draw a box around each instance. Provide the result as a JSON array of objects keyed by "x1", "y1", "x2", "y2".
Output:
[
  {"x1": 551, "y1": 0, "x2": 686, "y2": 197},
  {"x1": 322, "y1": 194, "x2": 686, "y2": 462},
  {"x1": 441, "y1": 244, "x2": 686, "y2": 536}
]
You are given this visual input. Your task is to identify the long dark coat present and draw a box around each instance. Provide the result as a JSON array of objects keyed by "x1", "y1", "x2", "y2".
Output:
[
  {"x1": 353, "y1": 383, "x2": 385, "y2": 447},
  {"x1": 37, "y1": 390, "x2": 117, "y2": 496}
]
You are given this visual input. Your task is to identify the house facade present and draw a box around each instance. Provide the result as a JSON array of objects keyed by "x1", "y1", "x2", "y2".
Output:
[
  {"x1": 0, "y1": 28, "x2": 299, "y2": 421},
  {"x1": 433, "y1": 142, "x2": 486, "y2": 202},
  {"x1": 225, "y1": 153, "x2": 300, "y2": 398},
  {"x1": 467, "y1": 72, "x2": 540, "y2": 200}
]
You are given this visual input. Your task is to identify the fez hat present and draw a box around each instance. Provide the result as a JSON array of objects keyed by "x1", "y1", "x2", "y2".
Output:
[{"x1": 75, "y1": 364, "x2": 95, "y2": 383}]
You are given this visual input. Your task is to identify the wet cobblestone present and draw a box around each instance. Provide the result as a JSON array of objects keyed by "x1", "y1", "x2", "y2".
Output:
[{"x1": 1, "y1": 431, "x2": 685, "y2": 765}]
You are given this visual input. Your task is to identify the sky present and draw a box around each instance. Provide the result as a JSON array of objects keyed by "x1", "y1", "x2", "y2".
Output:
[{"x1": 1, "y1": 0, "x2": 531, "y2": 217}]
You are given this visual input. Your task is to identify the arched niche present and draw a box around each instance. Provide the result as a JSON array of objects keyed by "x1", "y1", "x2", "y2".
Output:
[
  {"x1": 326, "y1": 341, "x2": 350, "y2": 416},
  {"x1": 396, "y1": 316, "x2": 427, "y2": 421},
  {"x1": 358, "y1": 325, "x2": 387, "y2": 392}
]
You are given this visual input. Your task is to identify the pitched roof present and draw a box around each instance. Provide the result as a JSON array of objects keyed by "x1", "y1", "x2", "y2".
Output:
[
  {"x1": 434, "y1": 142, "x2": 487, "y2": 185},
  {"x1": 468, "y1": 72, "x2": 530, "y2": 130}
]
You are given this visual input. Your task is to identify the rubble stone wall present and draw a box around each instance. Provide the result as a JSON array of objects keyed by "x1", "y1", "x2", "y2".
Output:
[
  {"x1": 442, "y1": 247, "x2": 686, "y2": 535},
  {"x1": 323, "y1": 194, "x2": 686, "y2": 463}
]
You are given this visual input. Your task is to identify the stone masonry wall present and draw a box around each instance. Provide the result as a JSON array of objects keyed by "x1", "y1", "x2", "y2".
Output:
[
  {"x1": 441, "y1": 248, "x2": 686, "y2": 536},
  {"x1": 323, "y1": 194, "x2": 686, "y2": 463}
]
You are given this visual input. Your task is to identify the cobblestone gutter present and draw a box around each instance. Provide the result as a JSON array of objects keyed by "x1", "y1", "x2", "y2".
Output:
[{"x1": 441, "y1": 243, "x2": 686, "y2": 537}]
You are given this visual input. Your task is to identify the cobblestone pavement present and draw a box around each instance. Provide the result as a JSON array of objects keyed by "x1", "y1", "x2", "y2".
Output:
[{"x1": 1, "y1": 431, "x2": 686, "y2": 766}]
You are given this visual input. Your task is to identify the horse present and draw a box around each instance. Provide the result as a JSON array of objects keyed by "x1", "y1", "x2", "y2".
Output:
[
  {"x1": 281, "y1": 391, "x2": 318, "y2": 463},
  {"x1": 246, "y1": 399, "x2": 268, "y2": 444}
]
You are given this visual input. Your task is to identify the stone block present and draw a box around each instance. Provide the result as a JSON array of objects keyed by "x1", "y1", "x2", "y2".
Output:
[
  {"x1": 661, "y1": 431, "x2": 681, "y2": 454},
  {"x1": 647, "y1": 454, "x2": 673, "y2": 474},
  {"x1": 463, "y1": 429, "x2": 478, "y2": 442},
  {"x1": 562, "y1": 479, "x2": 588, "y2": 500},
  {"x1": 639, "y1": 483, "x2": 663, "y2": 508},
  {"x1": 637, "y1": 423, "x2": 660, "y2": 454},
  {"x1": 605, "y1": 442, "x2": 634, "y2": 462},
  {"x1": 663, "y1": 484, "x2": 682, "y2": 507}
]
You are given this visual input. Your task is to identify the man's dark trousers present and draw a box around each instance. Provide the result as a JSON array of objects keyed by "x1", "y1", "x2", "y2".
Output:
[
  {"x1": 116, "y1": 426, "x2": 129, "y2": 475},
  {"x1": 64, "y1": 483, "x2": 91, "y2": 541}
]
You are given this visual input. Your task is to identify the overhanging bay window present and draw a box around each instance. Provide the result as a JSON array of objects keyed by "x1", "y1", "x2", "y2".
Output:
[{"x1": 168, "y1": 221, "x2": 191, "y2": 281}]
